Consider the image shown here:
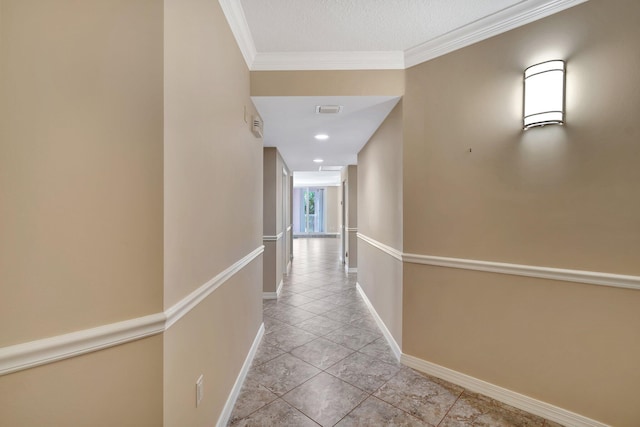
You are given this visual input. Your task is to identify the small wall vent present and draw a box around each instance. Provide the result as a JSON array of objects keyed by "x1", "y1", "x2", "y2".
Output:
[
  {"x1": 315, "y1": 105, "x2": 343, "y2": 114},
  {"x1": 252, "y1": 115, "x2": 263, "y2": 138}
]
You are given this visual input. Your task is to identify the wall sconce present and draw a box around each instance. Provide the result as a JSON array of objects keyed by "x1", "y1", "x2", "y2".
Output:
[{"x1": 523, "y1": 60, "x2": 565, "y2": 129}]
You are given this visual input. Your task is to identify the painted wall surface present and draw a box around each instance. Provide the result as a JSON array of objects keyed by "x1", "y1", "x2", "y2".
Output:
[
  {"x1": 263, "y1": 147, "x2": 289, "y2": 294},
  {"x1": 164, "y1": 0, "x2": 262, "y2": 308},
  {"x1": 251, "y1": 70, "x2": 404, "y2": 96},
  {"x1": 163, "y1": 259, "x2": 262, "y2": 427},
  {"x1": 0, "y1": 1, "x2": 164, "y2": 424},
  {"x1": 163, "y1": 0, "x2": 263, "y2": 425},
  {"x1": 0, "y1": 0, "x2": 164, "y2": 346},
  {"x1": 357, "y1": 102, "x2": 403, "y2": 346},
  {"x1": 0, "y1": 336, "x2": 163, "y2": 427},
  {"x1": 325, "y1": 186, "x2": 341, "y2": 234},
  {"x1": 345, "y1": 165, "x2": 358, "y2": 270},
  {"x1": 402, "y1": 1, "x2": 640, "y2": 425}
]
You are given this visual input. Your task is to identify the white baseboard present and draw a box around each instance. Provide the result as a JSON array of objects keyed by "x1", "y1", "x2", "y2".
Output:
[
  {"x1": 216, "y1": 323, "x2": 265, "y2": 427},
  {"x1": 345, "y1": 265, "x2": 357, "y2": 274},
  {"x1": 401, "y1": 353, "x2": 608, "y2": 427},
  {"x1": 356, "y1": 283, "x2": 401, "y2": 362},
  {"x1": 263, "y1": 279, "x2": 283, "y2": 300}
]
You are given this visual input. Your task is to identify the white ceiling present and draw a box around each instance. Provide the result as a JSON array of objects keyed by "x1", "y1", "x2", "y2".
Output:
[
  {"x1": 253, "y1": 96, "x2": 400, "y2": 172},
  {"x1": 226, "y1": 0, "x2": 587, "y2": 184},
  {"x1": 220, "y1": 0, "x2": 587, "y2": 70}
]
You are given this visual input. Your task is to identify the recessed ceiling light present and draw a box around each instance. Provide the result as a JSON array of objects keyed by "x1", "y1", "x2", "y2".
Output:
[
  {"x1": 313, "y1": 158, "x2": 324, "y2": 163},
  {"x1": 314, "y1": 134, "x2": 329, "y2": 141}
]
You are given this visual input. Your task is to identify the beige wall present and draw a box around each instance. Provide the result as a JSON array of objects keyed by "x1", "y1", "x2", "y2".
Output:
[
  {"x1": 403, "y1": 1, "x2": 640, "y2": 274},
  {"x1": 0, "y1": 1, "x2": 164, "y2": 424},
  {"x1": 163, "y1": 0, "x2": 263, "y2": 425},
  {"x1": 358, "y1": 102, "x2": 403, "y2": 249},
  {"x1": 0, "y1": 0, "x2": 164, "y2": 346},
  {"x1": 344, "y1": 165, "x2": 358, "y2": 270},
  {"x1": 325, "y1": 186, "x2": 341, "y2": 234},
  {"x1": 402, "y1": 1, "x2": 640, "y2": 425},
  {"x1": 288, "y1": 175, "x2": 294, "y2": 268},
  {"x1": 263, "y1": 147, "x2": 289, "y2": 294},
  {"x1": 251, "y1": 70, "x2": 404, "y2": 96},
  {"x1": 263, "y1": 148, "x2": 278, "y2": 236},
  {"x1": 357, "y1": 102, "x2": 403, "y2": 346}
]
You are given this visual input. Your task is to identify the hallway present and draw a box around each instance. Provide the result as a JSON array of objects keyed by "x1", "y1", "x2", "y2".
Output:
[{"x1": 229, "y1": 238, "x2": 559, "y2": 426}]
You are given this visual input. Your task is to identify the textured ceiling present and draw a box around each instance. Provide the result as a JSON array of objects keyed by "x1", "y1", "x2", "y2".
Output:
[{"x1": 241, "y1": 0, "x2": 522, "y2": 52}]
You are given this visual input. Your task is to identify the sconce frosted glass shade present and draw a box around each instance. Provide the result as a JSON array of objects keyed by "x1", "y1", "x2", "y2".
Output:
[{"x1": 523, "y1": 60, "x2": 565, "y2": 129}]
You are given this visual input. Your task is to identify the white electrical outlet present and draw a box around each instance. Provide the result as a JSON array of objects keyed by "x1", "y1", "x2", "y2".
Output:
[{"x1": 196, "y1": 374, "x2": 204, "y2": 407}]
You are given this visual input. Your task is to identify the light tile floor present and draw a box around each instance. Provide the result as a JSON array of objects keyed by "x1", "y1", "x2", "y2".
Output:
[{"x1": 229, "y1": 237, "x2": 562, "y2": 427}]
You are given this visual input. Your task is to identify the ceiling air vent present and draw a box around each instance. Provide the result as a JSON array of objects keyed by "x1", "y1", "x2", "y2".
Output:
[
  {"x1": 315, "y1": 105, "x2": 343, "y2": 114},
  {"x1": 252, "y1": 115, "x2": 263, "y2": 138}
]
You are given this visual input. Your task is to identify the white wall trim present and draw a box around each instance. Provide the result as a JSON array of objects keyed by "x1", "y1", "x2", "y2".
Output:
[
  {"x1": 357, "y1": 233, "x2": 402, "y2": 261},
  {"x1": 286, "y1": 225, "x2": 292, "y2": 232},
  {"x1": 216, "y1": 323, "x2": 265, "y2": 427},
  {"x1": 346, "y1": 227, "x2": 358, "y2": 232},
  {"x1": 0, "y1": 313, "x2": 166, "y2": 376},
  {"x1": 263, "y1": 279, "x2": 284, "y2": 300},
  {"x1": 404, "y1": 0, "x2": 589, "y2": 67},
  {"x1": 166, "y1": 246, "x2": 265, "y2": 329},
  {"x1": 403, "y1": 252, "x2": 640, "y2": 291},
  {"x1": 217, "y1": 0, "x2": 256, "y2": 69},
  {"x1": 401, "y1": 353, "x2": 608, "y2": 427},
  {"x1": 356, "y1": 283, "x2": 401, "y2": 362},
  {"x1": 0, "y1": 246, "x2": 265, "y2": 376},
  {"x1": 358, "y1": 232, "x2": 640, "y2": 291},
  {"x1": 251, "y1": 51, "x2": 405, "y2": 71},
  {"x1": 262, "y1": 232, "x2": 284, "y2": 242}
]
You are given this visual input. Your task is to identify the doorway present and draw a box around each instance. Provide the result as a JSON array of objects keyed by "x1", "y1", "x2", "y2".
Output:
[{"x1": 293, "y1": 187, "x2": 325, "y2": 234}]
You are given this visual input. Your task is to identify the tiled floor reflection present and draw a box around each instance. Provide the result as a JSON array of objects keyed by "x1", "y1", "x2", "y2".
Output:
[{"x1": 229, "y1": 237, "x2": 561, "y2": 426}]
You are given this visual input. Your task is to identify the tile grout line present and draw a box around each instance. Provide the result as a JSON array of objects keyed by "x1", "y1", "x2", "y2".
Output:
[{"x1": 436, "y1": 389, "x2": 465, "y2": 427}]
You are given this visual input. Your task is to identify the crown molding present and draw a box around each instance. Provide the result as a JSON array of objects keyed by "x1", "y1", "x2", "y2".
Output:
[
  {"x1": 404, "y1": 0, "x2": 590, "y2": 68},
  {"x1": 218, "y1": 0, "x2": 256, "y2": 69},
  {"x1": 251, "y1": 51, "x2": 405, "y2": 71}
]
